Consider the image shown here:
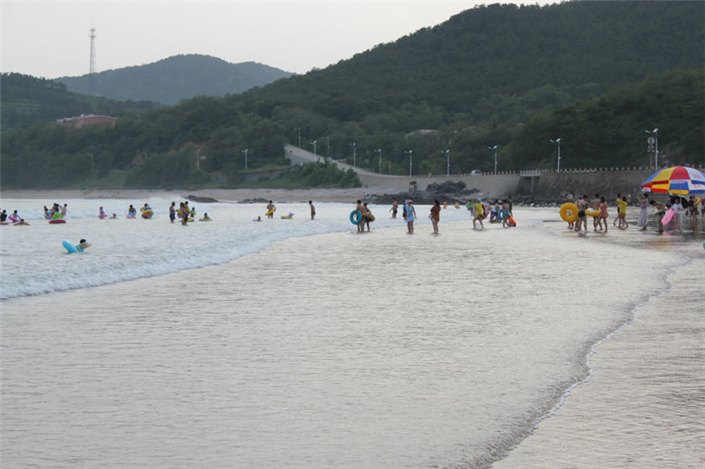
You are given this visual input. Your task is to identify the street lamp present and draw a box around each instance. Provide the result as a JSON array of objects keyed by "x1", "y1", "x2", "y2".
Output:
[
  {"x1": 242, "y1": 148, "x2": 248, "y2": 169},
  {"x1": 349, "y1": 143, "x2": 356, "y2": 166},
  {"x1": 487, "y1": 145, "x2": 498, "y2": 173},
  {"x1": 375, "y1": 149, "x2": 382, "y2": 173},
  {"x1": 325, "y1": 136, "x2": 330, "y2": 158},
  {"x1": 295, "y1": 128, "x2": 301, "y2": 148},
  {"x1": 405, "y1": 150, "x2": 413, "y2": 177},
  {"x1": 311, "y1": 140, "x2": 317, "y2": 156},
  {"x1": 196, "y1": 148, "x2": 207, "y2": 170},
  {"x1": 550, "y1": 138, "x2": 561, "y2": 172},
  {"x1": 645, "y1": 128, "x2": 659, "y2": 169},
  {"x1": 442, "y1": 149, "x2": 450, "y2": 176}
]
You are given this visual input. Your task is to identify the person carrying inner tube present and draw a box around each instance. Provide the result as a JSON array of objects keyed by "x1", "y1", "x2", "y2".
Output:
[{"x1": 355, "y1": 200, "x2": 364, "y2": 232}]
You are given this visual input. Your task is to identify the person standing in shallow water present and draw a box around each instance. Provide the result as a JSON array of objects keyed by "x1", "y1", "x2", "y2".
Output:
[
  {"x1": 637, "y1": 193, "x2": 649, "y2": 231},
  {"x1": 355, "y1": 200, "x2": 365, "y2": 233},
  {"x1": 390, "y1": 198, "x2": 398, "y2": 218},
  {"x1": 405, "y1": 200, "x2": 416, "y2": 234},
  {"x1": 430, "y1": 199, "x2": 441, "y2": 234},
  {"x1": 309, "y1": 200, "x2": 316, "y2": 220},
  {"x1": 266, "y1": 201, "x2": 275, "y2": 219}
]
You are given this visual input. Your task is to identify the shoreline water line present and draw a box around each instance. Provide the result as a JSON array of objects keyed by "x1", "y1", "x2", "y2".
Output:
[{"x1": 487, "y1": 251, "x2": 690, "y2": 468}]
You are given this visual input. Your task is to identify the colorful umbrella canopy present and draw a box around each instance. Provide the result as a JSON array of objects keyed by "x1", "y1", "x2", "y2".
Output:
[{"x1": 641, "y1": 166, "x2": 705, "y2": 195}]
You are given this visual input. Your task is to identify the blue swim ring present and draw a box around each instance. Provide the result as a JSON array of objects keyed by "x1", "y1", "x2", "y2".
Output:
[{"x1": 350, "y1": 210, "x2": 362, "y2": 225}]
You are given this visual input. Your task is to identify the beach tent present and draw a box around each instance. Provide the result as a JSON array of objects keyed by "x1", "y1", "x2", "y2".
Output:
[{"x1": 641, "y1": 166, "x2": 705, "y2": 195}]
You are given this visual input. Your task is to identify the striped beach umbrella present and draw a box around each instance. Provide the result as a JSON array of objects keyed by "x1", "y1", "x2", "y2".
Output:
[{"x1": 641, "y1": 166, "x2": 705, "y2": 195}]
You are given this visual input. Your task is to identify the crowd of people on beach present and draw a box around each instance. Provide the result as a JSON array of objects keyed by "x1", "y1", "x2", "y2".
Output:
[{"x1": 565, "y1": 193, "x2": 703, "y2": 234}]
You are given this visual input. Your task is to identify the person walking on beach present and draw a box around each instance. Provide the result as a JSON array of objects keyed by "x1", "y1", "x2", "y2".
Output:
[
  {"x1": 473, "y1": 199, "x2": 484, "y2": 230},
  {"x1": 637, "y1": 193, "x2": 649, "y2": 231},
  {"x1": 616, "y1": 195, "x2": 629, "y2": 229},
  {"x1": 613, "y1": 194, "x2": 621, "y2": 227},
  {"x1": 501, "y1": 200, "x2": 512, "y2": 229},
  {"x1": 575, "y1": 195, "x2": 589, "y2": 233},
  {"x1": 591, "y1": 194, "x2": 601, "y2": 231},
  {"x1": 405, "y1": 200, "x2": 416, "y2": 234},
  {"x1": 649, "y1": 200, "x2": 667, "y2": 233},
  {"x1": 391, "y1": 198, "x2": 398, "y2": 218},
  {"x1": 169, "y1": 202, "x2": 176, "y2": 223},
  {"x1": 362, "y1": 202, "x2": 374, "y2": 231},
  {"x1": 599, "y1": 196, "x2": 609, "y2": 233},
  {"x1": 309, "y1": 200, "x2": 316, "y2": 220},
  {"x1": 355, "y1": 200, "x2": 365, "y2": 233},
  {"x1": 688, "y1": 196, "x2": 698, "y2": 230},
  {"x1": 430, "y1": 199, "x2": 441, "y2": 234}
]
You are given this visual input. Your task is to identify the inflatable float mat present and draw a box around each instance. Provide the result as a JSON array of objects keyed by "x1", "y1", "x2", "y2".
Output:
[
  {"x1": 661, "y1": 208, "x2": 675, "y2": 225},
  {"x1": 49, "y1": 219, "x2": 67, "y2": 224}
]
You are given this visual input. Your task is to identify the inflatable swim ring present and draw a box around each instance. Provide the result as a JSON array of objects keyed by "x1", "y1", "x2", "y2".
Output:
[
  {"x1": 49, "y1": 219, "x2": 66, "y2": 224},
  {"x1": 586, "y1": 208, "x2": 601, "y2": 218},
  {"x1": 265, "y1": 208, "x2": 275, "y2": 216},
  {"x1": 62, "y1": 240, "x2": 83, "y2": 253},
  {"x1": 127, "y1": 215, "x2": 136, "y2": 219},
  {"x1": 350, "y1": 210, "x2": 362, "y2": 225},
  {"x1": 559, "y1": 203, "x2": 579, "y2": 223},
  {"x1": 141, "y1": 209, "x2": 154, "y2": 219},
  {"x1": 198, "y1": 218, "x2": 212, "y2": 221}
]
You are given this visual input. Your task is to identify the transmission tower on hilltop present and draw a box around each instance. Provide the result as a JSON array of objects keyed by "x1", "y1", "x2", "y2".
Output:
[{"x1": 88, "y1": 28, "x2": 97, "y2": 95}]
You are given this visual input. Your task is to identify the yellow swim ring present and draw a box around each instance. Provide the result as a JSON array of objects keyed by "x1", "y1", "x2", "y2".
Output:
[
  {"x1": 265, "y1": 208, "x2": 275, "y2": 216},
  {"x1": 586, "y1": 208, "x2": 601, "y2": 218},
  {"x1": 559, "y1": 203, "x2": 579, "y2": 223}
]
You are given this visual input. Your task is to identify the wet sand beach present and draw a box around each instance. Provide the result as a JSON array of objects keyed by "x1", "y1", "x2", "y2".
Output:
[{"x1": 492, "y1": 217, "x2": 704, "y2": 468}]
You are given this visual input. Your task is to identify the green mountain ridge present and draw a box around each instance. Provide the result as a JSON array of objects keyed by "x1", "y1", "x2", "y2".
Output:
[{"x1": 57, "y1": 54, "x2": 293, "y2": 105}]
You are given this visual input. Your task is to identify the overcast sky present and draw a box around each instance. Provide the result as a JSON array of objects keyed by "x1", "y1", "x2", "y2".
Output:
[{"x1": 2, "y1": 1, "x2": 559, "y2": 79}]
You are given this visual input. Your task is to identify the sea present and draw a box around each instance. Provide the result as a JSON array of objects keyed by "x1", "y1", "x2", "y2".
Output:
[{"x1": 1, "y1": 197, "x2": 703, "y2": 468}]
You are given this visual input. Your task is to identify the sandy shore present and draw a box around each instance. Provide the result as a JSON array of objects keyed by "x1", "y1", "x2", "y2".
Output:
[
  {"x1": 0, "y1": 188, "x2": 394, "y2": 204},
  {"x1": 491, "y1": 237, "x2": 704, "y2": 468}
]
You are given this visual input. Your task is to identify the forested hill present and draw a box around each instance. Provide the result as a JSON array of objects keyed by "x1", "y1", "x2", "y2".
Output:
[
  {"x1": 2, "y1": 1, "x2": 703, "y2": 190},
  {"x1": 243, "y1": 1, "x2": 703, "y2": 127},
  {"x1": 0, "y1": 73, "x2": 158, "y2": 130},
  {"x1": 57, "y1": 55, "x2": 293, "y2": 105}
]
